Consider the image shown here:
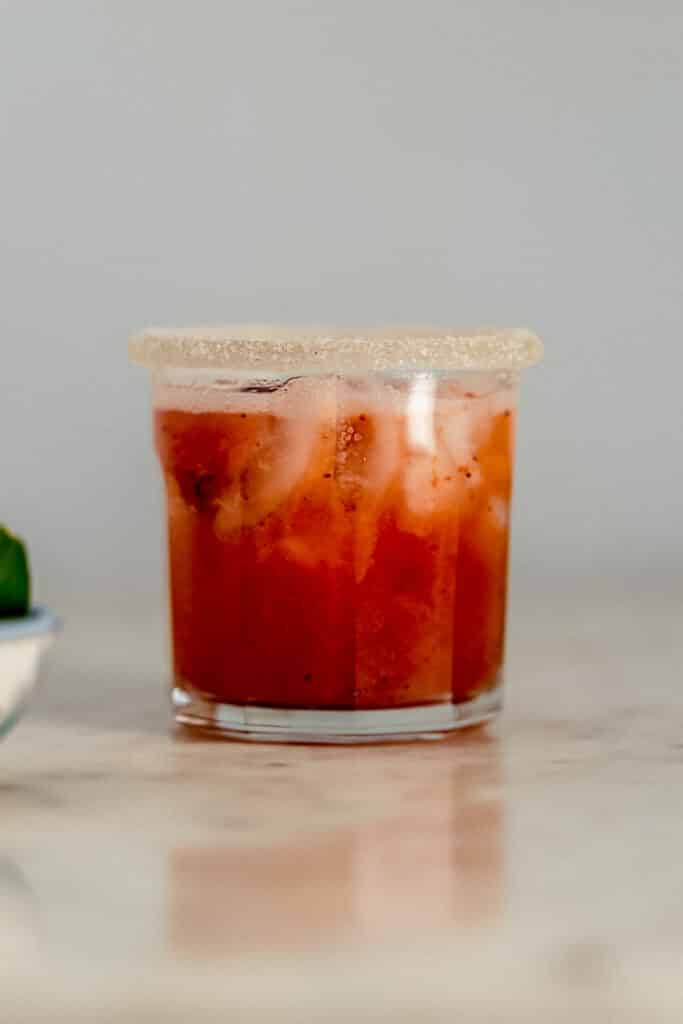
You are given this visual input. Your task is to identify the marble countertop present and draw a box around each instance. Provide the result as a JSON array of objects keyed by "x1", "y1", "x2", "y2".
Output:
[{"x1": 2, "y1": 577, "x2": 682, "y2": 1022}]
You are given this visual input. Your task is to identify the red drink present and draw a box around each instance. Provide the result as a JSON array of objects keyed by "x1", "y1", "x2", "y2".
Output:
[
  {"x1": 131, "y1": 326, "x2": 542, "y2": 741},
  {"x1": 155, "y1": 376, "x2": 514, "y2": 718}
]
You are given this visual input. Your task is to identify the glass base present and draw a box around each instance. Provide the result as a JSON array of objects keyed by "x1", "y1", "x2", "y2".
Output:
[{"x1": 172, "y1": 684, "x2": 502, "y2": 744}]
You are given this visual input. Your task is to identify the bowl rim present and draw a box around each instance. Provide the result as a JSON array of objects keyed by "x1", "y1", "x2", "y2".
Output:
[{"x1": 0, "y1": 606, "x2": 60, "y2": 643}]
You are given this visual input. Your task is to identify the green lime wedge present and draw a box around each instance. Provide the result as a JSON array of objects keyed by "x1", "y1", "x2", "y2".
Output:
[{"x1": 0, "y1": 526, "x2": 30, "y2": 617}]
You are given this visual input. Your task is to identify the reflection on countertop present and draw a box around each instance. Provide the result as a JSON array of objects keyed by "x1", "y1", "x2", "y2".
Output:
[
  {"x1": 0, "y1": 855, "x2": 38, "y2": 965},
  {"x1": 168, "y1": 735, "x2": 503, "y2": 957}
]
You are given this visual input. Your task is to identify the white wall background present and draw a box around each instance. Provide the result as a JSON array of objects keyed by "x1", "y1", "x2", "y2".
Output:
[{"x1": 1, "y1": 0, "x2": 681, "y2": 618}]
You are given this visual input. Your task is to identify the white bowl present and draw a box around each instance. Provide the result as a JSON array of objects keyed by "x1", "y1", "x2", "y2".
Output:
[{"x1": 0, "y1": 608, "x2": 59, "y2": 738}]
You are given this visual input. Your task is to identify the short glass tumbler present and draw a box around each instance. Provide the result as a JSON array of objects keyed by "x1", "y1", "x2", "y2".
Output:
[{"x1": 130, "y1": 327, "x2": 543, "y2": 742}]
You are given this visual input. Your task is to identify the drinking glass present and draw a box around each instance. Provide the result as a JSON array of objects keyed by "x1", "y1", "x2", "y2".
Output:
[{"x1": 130, "y1": 327, "x2": 542, "y2": 742}]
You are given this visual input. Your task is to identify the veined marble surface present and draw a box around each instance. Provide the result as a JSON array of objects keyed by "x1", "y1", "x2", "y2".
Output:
[{"x1": 1, "y1": 576, "x2": 682, "y2": 1022}]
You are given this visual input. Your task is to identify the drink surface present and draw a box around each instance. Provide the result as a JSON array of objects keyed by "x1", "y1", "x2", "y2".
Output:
[{"x1": 154, "y1": 374, "x2": 516, "y2": 711}]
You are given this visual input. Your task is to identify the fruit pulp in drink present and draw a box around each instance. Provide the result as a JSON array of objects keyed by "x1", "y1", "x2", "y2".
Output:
[{"x1": 154, "y1": 374, "x2": 516, "y2": 711}]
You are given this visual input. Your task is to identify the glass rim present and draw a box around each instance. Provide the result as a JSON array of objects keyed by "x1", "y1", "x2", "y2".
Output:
[{"x1": 129, "y1": 325, "x2": 543, "y2": 375}]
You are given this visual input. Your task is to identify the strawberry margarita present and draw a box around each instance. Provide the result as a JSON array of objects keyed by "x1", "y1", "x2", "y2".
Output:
[{"x1": 130, "y1": 327, "x2": 542, "y2": 741}]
